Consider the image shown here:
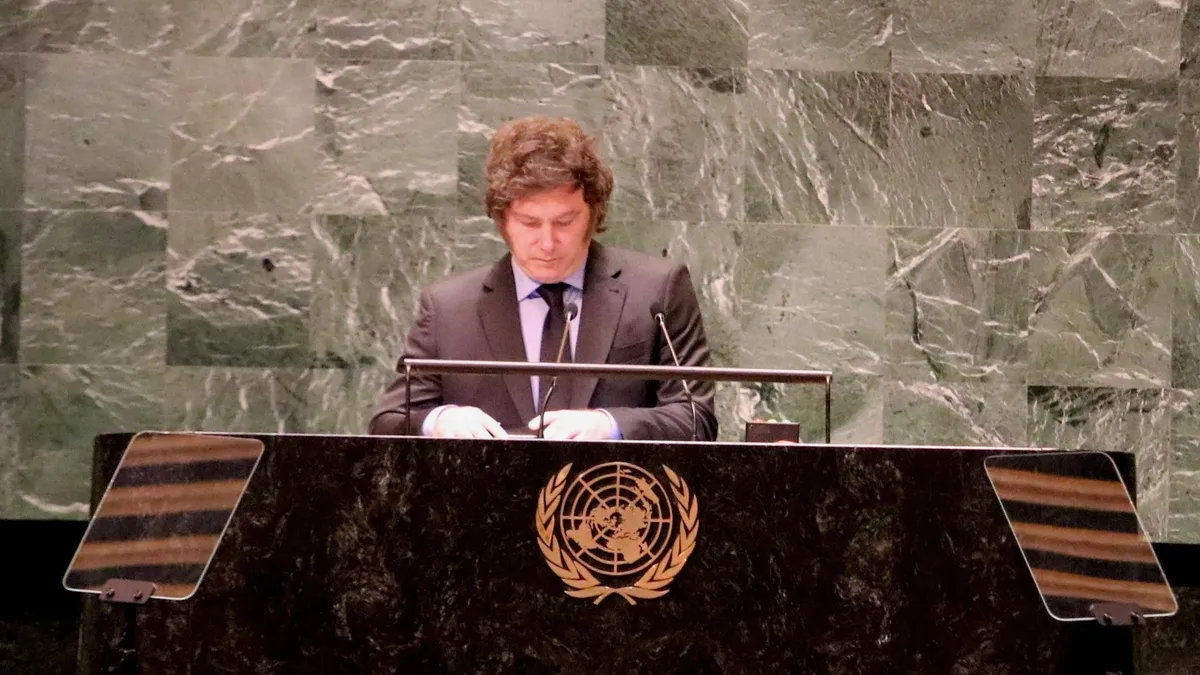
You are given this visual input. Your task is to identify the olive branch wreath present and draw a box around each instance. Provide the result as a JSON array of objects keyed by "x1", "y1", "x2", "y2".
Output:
[{"x1": 535, "y1": 463, "x2": 699, "y2": 605}]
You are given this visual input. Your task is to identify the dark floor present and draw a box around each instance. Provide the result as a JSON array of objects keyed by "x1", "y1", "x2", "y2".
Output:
[{"x1": 0, "y1": 520, "x2": 86, "y2": 675}]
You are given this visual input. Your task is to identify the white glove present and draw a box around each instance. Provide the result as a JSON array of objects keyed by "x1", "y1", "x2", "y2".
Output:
[
  {"x1": 431, "y1": 406, "x2": 508, "y2": 439},
  {"x1": 529, "y1": 410, "x2": 613, "y2": 440}
]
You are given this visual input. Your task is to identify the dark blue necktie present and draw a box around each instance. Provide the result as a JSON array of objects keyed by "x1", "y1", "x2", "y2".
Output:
[
  {"x1": 537, "y1": 282, "x2": 573, "y2": 365},
  {"x1": 537, "y1": 283, "x2": 573, "y2": 411}
]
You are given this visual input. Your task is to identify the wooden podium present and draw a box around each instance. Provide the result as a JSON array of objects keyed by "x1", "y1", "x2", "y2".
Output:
[{"x1": 74, "y1": 433, "x2": 1139, "y2": 674}]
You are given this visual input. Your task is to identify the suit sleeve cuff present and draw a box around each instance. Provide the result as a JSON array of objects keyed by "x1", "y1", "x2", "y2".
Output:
[{"x1": 598, "y1": 409, "x2": 623, "y2": 440}]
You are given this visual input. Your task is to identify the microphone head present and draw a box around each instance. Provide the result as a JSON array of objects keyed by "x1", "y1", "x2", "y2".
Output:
[
  {"x1": 648, "y1": 302, "x2": 665, "y2": 318},
  {"x1": 564, "y1": 302, "x2": 580, "y2": 320}
]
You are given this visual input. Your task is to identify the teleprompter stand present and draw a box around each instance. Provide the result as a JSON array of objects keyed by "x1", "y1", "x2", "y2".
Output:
[
  {"x1": 985, "y1": 451, "x2": 1179, "y2": 675},
  {"x1": 62, "y1": 432, "x2": 265, "y2": 675}
]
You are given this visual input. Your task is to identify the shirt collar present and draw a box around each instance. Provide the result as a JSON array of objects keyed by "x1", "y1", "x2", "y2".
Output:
[{"x1": 511, "y1": 258, "x2": 586, "y2": 301}]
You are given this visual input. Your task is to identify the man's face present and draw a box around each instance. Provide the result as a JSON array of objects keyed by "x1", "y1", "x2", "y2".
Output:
[{"x1": 501, "y1": 184, "x2": 593, "y2": 283}]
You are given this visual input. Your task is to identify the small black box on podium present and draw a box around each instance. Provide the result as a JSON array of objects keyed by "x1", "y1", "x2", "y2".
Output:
[{"x1": 744, "y1": 421, "x2": 801, "y2": 443}]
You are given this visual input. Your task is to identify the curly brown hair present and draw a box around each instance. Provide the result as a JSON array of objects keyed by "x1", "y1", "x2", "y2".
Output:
[{"x1": 484, "y1": 116, "x2": 614, "y2": 234}]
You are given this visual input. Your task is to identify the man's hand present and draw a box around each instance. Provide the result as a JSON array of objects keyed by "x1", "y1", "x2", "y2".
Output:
[
  {"x1": 432, "y1": 406, "x2": 508, "y2": 439},
  {"x1": 528, "y1": 410, "x2": 613, "y2": 440}
]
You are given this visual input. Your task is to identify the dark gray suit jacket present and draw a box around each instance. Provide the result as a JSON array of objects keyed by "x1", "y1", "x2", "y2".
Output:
[{"x1": 368, "y1": 243, "x2": 718, "y2": 441}]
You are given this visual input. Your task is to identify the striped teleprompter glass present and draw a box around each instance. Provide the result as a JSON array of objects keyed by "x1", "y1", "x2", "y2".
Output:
[
  {"x1": 984, "y1": 451, "x2": 1177, "y2": 622},
  {"x1": 63, "y1": 432, "x2": 265, "y2": 600}
]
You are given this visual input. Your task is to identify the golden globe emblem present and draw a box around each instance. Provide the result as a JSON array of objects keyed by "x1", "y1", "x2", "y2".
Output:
[{"x1": 535, "y1": 462, "x2": 698, "y2": 605}]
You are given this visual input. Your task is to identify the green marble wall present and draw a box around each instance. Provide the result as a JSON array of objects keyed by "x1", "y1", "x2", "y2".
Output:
[{"x1": 0, "y1": 0, "x2": 1197, "y2": 543}]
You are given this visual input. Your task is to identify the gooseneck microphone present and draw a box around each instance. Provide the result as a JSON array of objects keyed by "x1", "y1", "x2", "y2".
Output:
[
  {"x1": 537, "y1": 302, "x2": 579, "y2": 439},
  {"x1": 650, "y1": 302, "x2": 698, "y2": 442}
]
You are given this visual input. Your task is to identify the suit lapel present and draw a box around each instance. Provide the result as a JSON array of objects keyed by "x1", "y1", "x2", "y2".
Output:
[
  {"x1": 477, "y1": 256, "x2": 537, "y2": 423},
  {"x1": 569, "y1": 244, "x2": 626, "y2": 409}
]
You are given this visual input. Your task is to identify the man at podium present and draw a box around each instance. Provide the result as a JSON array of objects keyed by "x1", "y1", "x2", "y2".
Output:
[{"x1": 369, "y1": 116, "x2": 717, "y2": 441}]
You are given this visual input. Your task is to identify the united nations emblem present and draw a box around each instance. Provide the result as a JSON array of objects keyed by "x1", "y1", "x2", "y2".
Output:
[{"x1": 535, "y1": 462, "x2": 698, "y2": 605}]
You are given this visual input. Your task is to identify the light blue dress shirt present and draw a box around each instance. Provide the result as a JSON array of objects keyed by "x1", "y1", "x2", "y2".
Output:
[{"x1": 421, "y1": 259, "x2": 621, "y2": 438}]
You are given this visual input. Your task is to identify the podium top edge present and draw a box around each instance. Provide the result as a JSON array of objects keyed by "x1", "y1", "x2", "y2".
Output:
[{"x1": 96, "y1": 431, "x2": 1062, "y2": 453}]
